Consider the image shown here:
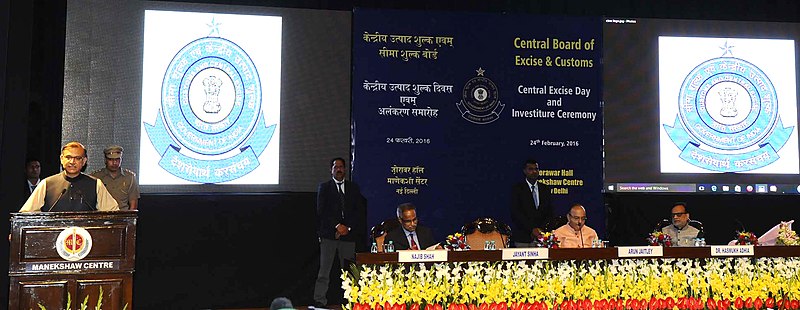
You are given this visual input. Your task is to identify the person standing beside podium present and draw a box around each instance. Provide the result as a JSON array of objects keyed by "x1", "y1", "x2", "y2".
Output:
[
  {"x1": 19, "y1": 141, "x2": 119, "y2": 212},
  {"x1": 510, "y1": 159, "x2": 554, "y2": 247},
  {"x1": 24, "y1": 157, "x2": 41, "y2": 196},
  {"x1": 313, "y1": 157, "x2": 366, "y2": 308},
  {"x1": 91, "y1": 145, "x2": 140, "y2": 210}
]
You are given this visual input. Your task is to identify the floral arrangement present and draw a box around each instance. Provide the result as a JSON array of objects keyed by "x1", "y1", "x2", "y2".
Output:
[
  {"x1": 735, "y1": 231, "x2": 759, "y2": 245},
  {"x1": 535, "y1": 231, "x2": 560, "y2": 248},
  {"x1": 647, "y1": 231, "x2": 672, "y2": 247},
  {"x1": 443, "y1": 232, "x2": 470, "y2": 251},
  {"x1": 776, "y1": 222, "x2": 800, "y2": 246},
  {"x1": 36, "y1": 287, "x2": 128, "y2": 310},
  {"x1": 342, "y1": 257, "x2": 800, "y2": 310}
]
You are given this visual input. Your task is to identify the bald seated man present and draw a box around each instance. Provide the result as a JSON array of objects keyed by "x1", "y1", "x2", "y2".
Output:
[
  {"x1": 661, "y1": 202, "x2": 700, "y2": 247},
  {"x1": 552, "y1": 203, "x2": 598, "y2": 248}
]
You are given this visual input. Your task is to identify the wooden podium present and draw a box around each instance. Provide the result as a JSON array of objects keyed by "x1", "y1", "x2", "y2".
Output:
[{"x1": 8, "y1": 211, "x2": 137, "y2": 310}]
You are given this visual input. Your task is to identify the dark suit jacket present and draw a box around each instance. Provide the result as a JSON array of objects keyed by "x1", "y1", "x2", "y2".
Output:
[
  {"x1": 384, "y1": 225, "x2": 436, "y2": 250},
  {"x1": 510, "y1": 180, "x2": 553, "y2": 243},
  {"x1": 316, "y1": 179, "x2": 366, "y2": 243}
]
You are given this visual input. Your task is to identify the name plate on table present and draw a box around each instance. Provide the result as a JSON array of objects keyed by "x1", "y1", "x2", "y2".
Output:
[
  {"x1": 711, "y1": 245, "x2": 754, "y2": 256},
  {"x1": 502, "y1": 248, "x2": 549, "y2": 260},
  {"x1": 397, "y1": 250, "x2": 448, "y2": 262},
  {"x1": 618, "y1": 246, "x2": 663, "y2": 257}
]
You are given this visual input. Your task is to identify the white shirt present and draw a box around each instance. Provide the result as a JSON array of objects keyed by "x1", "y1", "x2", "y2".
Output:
[{"x1": 332, "y1": 178, "x2": 345, "y2": 194}]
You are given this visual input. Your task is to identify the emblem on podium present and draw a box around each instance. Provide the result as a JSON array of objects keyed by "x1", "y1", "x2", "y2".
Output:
[{"x1": 56, "y1": 227, "x2": 93, "y2": 261}]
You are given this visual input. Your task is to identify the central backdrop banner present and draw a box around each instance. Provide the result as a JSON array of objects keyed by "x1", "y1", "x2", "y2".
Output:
[{"x1": 352, "y1": 8, "x2": 603, "y2": 243}]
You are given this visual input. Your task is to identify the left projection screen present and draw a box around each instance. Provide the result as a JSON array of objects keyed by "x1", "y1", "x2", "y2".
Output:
[
  {"x1": 140, "y1": 10, "x2": 281, "y2": 185},
  {"x1": 63, "y1": 1, "x2": 352, "y2": 193}
]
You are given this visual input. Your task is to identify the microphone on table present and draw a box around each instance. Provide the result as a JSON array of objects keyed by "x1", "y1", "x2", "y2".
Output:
[
  {"x1": 47, "y1": 188, "x2": 68, "y2": 212},
  {"x1": 734, "y1": 218, "x2": 747, "y2": 232}
]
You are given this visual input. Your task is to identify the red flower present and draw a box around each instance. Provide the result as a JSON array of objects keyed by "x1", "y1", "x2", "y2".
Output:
[
  {"x1": 734, "y1": 297, "x2": 743, "y2": 310},
  {"x1": 766, "y1": 298, "x2": 775, "y2": 309},
  {"x1": 755, "y1": 298, "x2": 763, "y2": 310},
  {"x1": 707, "y1": 298, "x2": 717, "y2": 310},
  {"x1": 720, "y1": 299, "x2": 731, "y2": 310},
  {"x1": 691, "y1": 298, "x2": 704, "y2": 310}
]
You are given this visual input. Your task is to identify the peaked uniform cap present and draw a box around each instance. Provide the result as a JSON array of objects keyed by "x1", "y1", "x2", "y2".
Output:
[{"x1": 104, "y1": 145, "x2": 124, "y2": 159}]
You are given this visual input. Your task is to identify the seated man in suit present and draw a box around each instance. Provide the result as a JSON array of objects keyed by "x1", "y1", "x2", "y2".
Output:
[
  {"x1": 553, "y1": 203, "x2": 598, "y2": 248},
  {"x1": 661, "y1": 202, "x2": 700, "y2": 247},
  {"x1": 384, "y1": 202, "x2": 437, "y2": 250}
]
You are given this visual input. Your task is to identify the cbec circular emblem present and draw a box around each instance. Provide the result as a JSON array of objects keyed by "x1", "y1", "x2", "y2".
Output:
[
  {"x1": 145, "y1": 36, "x2": 275, "y2": 183},
  {"x1": 56, "y1": 227, "x2": 93, "y2": 261},
  {"x1": 456, "y1": 67, "x2": 504, "y2": 124},
  {"x1": 664, "y1": 56, "x2": 791, "y2": 172}
]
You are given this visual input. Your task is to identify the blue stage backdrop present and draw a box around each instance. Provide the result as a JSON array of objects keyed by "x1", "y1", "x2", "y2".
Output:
[{"x1": 352, "y1": 8, "x2": 603, "y2": 244}]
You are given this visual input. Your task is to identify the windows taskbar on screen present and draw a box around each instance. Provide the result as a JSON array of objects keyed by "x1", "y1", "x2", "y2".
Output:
[{"x1": 604, "y1": 183, "x2": 800, "y2": 194}]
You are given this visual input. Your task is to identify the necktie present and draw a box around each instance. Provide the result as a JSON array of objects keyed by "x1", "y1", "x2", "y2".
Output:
[
  {"x1": 409, "y1": 233, "x2": 419, "y2": 250},
  {"x1": 336, "y1": 182, "x2": 345, "y2": 206},
  {"x1": 532, "y1": 184, "x2": 539, "y2": 209}
]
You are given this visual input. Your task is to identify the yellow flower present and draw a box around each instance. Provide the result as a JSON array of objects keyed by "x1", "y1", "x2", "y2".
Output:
[{"x1": 344, "y1": 257, "x2": 800, "y2": 308}]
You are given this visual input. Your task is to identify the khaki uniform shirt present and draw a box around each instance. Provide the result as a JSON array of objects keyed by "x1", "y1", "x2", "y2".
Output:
[{"x1": 91, "y1": 168, "x2": 140, "y2": 210}]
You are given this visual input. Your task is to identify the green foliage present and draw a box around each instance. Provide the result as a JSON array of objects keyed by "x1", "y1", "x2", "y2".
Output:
[{"x1": 30, "y1": 287, "x2": 129, "y2": 310}]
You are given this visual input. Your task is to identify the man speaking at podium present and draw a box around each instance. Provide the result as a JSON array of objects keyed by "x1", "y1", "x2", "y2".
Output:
[{"x1": 19, "y1": 141, "x2": 119, "y2": 212}]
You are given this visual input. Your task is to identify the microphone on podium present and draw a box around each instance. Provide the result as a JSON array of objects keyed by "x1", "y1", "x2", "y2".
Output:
[
  {"x1": 74, "y1": 189, "x2": 94, "y2": 211},
  {"x1": 47, "y1": 188, "x2": 68, "y2": 212}
]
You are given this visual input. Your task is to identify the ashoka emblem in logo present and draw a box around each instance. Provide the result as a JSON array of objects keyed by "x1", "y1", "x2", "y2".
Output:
[
  {"x1": 665, "y1": 57, "x2": 792, "y2": 172},
  {"x1": 456, "y1": 67, "x2": 504, "y2": 124},
  {"x1": 56, "y1": 227, "x2": 93, "y2": 261}
]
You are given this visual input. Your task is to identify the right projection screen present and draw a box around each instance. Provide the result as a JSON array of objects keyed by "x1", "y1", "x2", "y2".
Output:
[{"x1": 603, "y1": 18, "x2": 800, "y2": 194}]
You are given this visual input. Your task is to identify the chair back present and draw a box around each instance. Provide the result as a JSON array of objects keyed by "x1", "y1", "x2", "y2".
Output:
[
  {"x1": 654, "y1": 218, "x2": 671, "y2": 232},
  {"x1": 688, "y1": 219, "x2": 704, "y2": 238},
  {"x1": 544, "y1": 215, "x2": 568, "y2": 232},
  {"x1": 461, "y1": 217, "x2": 511, "y2": 249},
  {"x1": 370, "y1": 218, "x2": 399, "y2": 252}
]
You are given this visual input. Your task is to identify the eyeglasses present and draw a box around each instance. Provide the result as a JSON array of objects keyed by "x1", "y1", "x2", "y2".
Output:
[
  {"x1": 568, "y1": 215, "x2": 588, "y2": 221},
  {"x1": 63, "y1": 155, "x2": 85, "y2": 162},
  {"x1": 671, "y1": 212, "x2": 688, "y2": 217}
]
